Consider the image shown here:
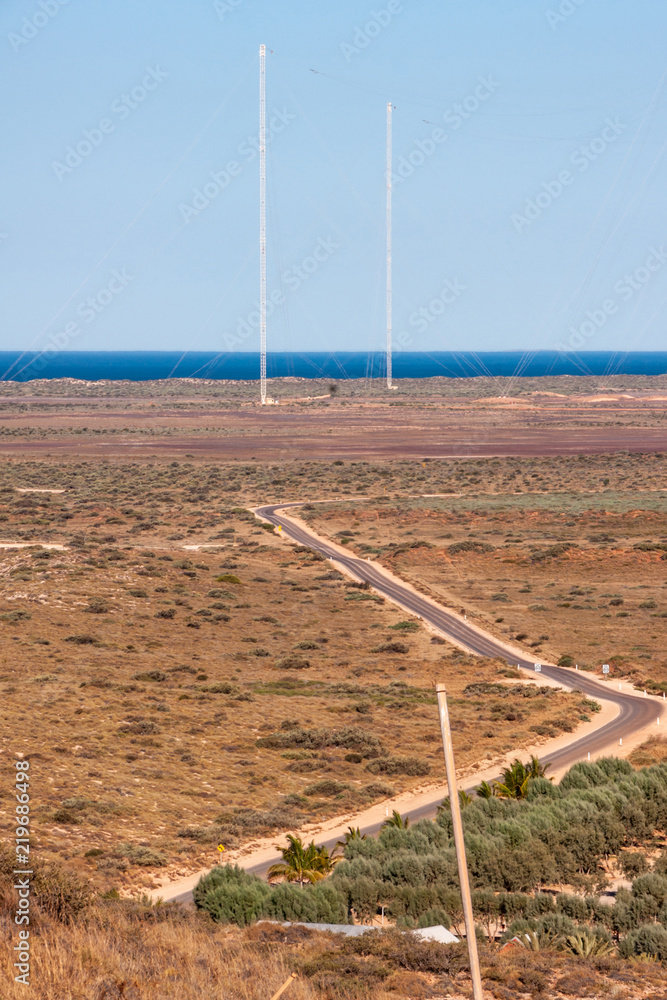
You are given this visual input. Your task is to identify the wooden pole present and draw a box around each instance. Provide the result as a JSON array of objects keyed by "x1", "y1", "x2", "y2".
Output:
[
  {"x1": 269, "y1": 972, "x2": 298, "y2": 1000},
  {"x1": 436, "y1": 684, "x2": 484, "y2": 1000}
]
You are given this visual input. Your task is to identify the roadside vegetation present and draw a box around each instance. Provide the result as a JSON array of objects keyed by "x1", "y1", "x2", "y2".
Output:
[{"x1": 195, "y1": 758, "x2": 667, "y2": 957}]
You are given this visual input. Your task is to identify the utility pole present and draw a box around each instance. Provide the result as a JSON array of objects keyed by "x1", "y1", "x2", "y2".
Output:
[
  {"x1": 436, "y1": 684, "x2": 483, "y2": 1000},
  {"x1": 386, "y1": 101, "x2": 393, "y2": 390},
  {"x1": 259, "y1": 43, "x2": 267, "y2": 405}
]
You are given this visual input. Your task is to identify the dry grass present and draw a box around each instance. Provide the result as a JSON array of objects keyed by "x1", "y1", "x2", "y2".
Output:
[
  {"x1": 629, "y1": 737, "x2": 667, "y2": 767},
  {"x1": 0, "y1": 899, "x2": 665, "y2": 999},
  {"x1": 301, "y1": 476, "x2": 667, "y2": 690}
]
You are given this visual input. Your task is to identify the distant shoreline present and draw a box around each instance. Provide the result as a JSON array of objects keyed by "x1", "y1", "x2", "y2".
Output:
[{"x1": 1, "y1": 350, "x2": 667, "y2": 383}]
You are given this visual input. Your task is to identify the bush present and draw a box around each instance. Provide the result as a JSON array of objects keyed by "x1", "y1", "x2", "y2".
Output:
[
  {"x1": 371, "y1": 642, "x2": 409, "y2": 654},
  {"x1": 303, "y1": 780, "x2": 351, "y2": 797},
  {"x1": 366, "y1": 756, "x2": 430, "y2": 777},
  {"x1": 155, "y1": 608, "x2": 176, "y2": 619},
  {"x1": 448, "y1": 541, "x2": 494, "y2": 554},
  {"x1": 416, "y1": 907, "x2": 451, "y2": 928},
  {"x1": 216, "y1": 574, "x2": 241, "y2": 584},
  {"x1": 275, "y1": 655, "x2": 310, "y2": 670},
  {"x1": 118, "y1": 721, "x2": 159, "y2": 736},
  {"x1": 558, "y1": 654, "x2": 574, "y2": 667},
  {"x1": 619, "y1": 923, "x2": 667, "y2": 960},
  {"x1": 84, "y1": 598, "x2": 111, "y2": 614},
  {"x1": 116, "y1": 843, "x2": 168, "y2": 867},
  {"x1": 194, "y1": 864, "x2": 348, "y2": 926},
  {"x1": 132, "y1": 670, "x2": 166, "y2": 682},
  {"x1": 194, "y1": 865, "x2": 270, "y2": 926},
  {"x1": 257, "y1": 726, "x2": 383, "y2": 757},
  {"x1": 266, "y1": 881, "x2": 348, "y2": 923}
]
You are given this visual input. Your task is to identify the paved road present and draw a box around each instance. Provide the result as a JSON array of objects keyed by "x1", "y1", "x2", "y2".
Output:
[{"x1": 170, "y1": 501, "x2": 659, "y2": 900}]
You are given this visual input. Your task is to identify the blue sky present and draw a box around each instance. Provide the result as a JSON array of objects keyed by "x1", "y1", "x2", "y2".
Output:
[{"x1": 2, "y1": 0, "x2": 667, "y2": 360}]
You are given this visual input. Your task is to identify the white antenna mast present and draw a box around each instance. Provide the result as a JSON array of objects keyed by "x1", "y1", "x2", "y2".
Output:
[
  {"x1": 259, "y1": 43, "x2": 267, "y2": 405},
  {"x1": 386, "y1": 101, "x2": 393, "y2": 390}
]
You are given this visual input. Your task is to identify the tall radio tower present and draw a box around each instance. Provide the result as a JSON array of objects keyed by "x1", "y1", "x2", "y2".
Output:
[
  {"x1": 259, "y1": 44, "x2": 267, "y2": 405},
  {"x1": 386, "y1": 101, "x2": 393, "y2": 390}
]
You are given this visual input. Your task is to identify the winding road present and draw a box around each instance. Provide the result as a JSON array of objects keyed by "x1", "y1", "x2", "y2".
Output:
[
  {"x1": 163, "y1": 500, "x2": 661, "y2": 901},
  {"x1": 255, "y1": 501, "x2": 660, "y2": 780}
]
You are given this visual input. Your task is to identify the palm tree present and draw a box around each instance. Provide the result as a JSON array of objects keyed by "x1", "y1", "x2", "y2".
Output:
[
  {"x1": 267, "y1": 834, "x2": 330, "y2": 887},
  {"x1": 437, "y1": 790, "x2": 473, "y2": 814},
  {"x1": 476, "y1": 780, "x2": 496, "y2": 800},
  {"x1": 313, "y1": 843, "x2": 343, "y2": 874},
  {"x1": 336, "y1": 827, "x2": 367, "y2": 850},
  {"x1": 495, "y1": 756, "x2": 550, "y2": 799},
  {"x1": 382, "y1": 809, "x2": 410, "y2": 830}
]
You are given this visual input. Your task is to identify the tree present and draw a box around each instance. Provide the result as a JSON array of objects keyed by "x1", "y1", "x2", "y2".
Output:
[
  {"x1": 476, "y1": 781, "x2": 496, "y2": 800},
  {"x1": 336, "y1": 827, "x2": 367, "y2": 850},
  {"x1": 382, "y1": 809, "x2": 410, "y2": 830},
  {"x1": 495, "y1": 757, "x2": 550, "y2": 799},
  {"x1": 267, "y1": 835, "x2": 336, "y2": 887},
  {"x1": 437, "y1": 790, "x2": 473, "y2": 813}
]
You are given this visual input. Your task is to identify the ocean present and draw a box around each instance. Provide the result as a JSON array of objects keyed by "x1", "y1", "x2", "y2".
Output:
[{"x1": 1, "y1": 351, "x2": 666, "y2": 383}]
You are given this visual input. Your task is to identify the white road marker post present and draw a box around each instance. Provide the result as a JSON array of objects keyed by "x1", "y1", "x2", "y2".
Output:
[{"x1": 436, "y1": 684, "x2": 483, "y2": 1000}]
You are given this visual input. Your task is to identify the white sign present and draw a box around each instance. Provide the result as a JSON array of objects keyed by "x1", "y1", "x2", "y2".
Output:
[
  {"x1": 534, "y1": 663, "x2": 541, "y2": 672},
  {"x1": 602, "y1": 664, "x2": 610, "y2": 674}
]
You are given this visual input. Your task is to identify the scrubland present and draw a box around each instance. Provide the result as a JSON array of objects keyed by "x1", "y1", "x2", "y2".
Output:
[{"x1": 0, "y1": 375, "x2": 665, "y2": 996}]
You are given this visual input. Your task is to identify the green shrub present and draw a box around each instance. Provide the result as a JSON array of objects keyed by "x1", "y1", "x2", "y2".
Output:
[
  {"x1": 416, "y1": 907, "x2": 451, "y2": 928},
  {"x1": 116, "y1": 843, "x2": 168, "y2": 867},
  {"x1": 303, "y1": 780, "x2": 351, "y2": 798},
  {"x1": 257, "y1": 726, "x2": 382, "y2": 757},
  {"x1": 371, "y1": 642, "x2": 409, "y2": 654},
  {"x1": 366, "y1": 756, "x2": 430, "y2": 777},
  {"x1": 194, "y1": 865, "x2": 270, "y2": 926},
  {"x1": 619, "y1": 923, "x2": 667, "y2": 960}
]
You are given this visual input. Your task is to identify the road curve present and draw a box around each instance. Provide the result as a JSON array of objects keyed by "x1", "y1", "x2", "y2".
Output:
[
  {"x1": 165, "y1": 500, "x2": 660, "y2": 901},
  {"x1": 255, "y1": 501, "x2": 659, "y2": 774}
]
